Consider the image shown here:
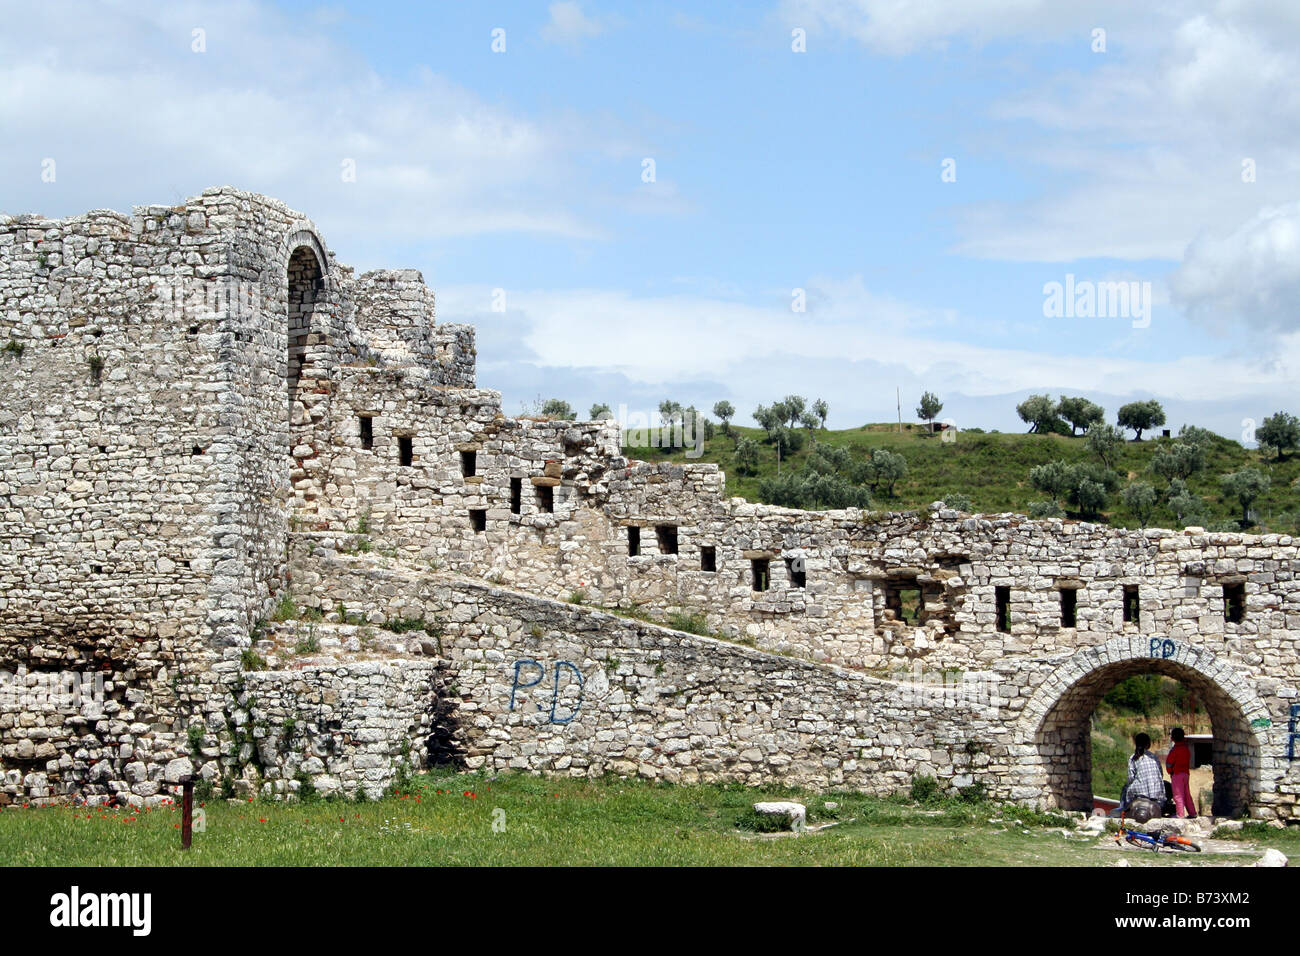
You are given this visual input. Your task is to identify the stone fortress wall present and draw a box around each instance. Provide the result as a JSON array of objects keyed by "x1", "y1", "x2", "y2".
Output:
[{"x1": 1, "y1": 188, "x2": 1296, "y2": 818}]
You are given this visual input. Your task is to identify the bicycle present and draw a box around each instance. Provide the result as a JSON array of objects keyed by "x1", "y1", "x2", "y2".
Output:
[{"x1": 1114, "y1": 811, "x2": 1202, "y2": 852}]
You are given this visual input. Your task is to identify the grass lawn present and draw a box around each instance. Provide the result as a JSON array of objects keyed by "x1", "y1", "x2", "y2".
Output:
[{"x1": 2, "y1": 771, "x2": 1294, "y2": 867}]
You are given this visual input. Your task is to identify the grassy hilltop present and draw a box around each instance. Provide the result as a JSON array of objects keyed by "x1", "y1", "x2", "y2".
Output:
[{"x1": 625, "y1": 422, "x2": 1300, "y2": 533}]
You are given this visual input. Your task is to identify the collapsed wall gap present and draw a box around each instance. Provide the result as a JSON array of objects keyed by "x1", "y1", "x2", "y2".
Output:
[{"x1": 883, "y1": 576, "x2": 922, "y2": 625}]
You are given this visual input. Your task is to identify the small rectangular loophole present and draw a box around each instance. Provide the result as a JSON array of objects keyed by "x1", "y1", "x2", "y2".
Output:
[
  {"x1": 1122, "y1": 584, "x2": 1139, "y2": 624},
  {"x1": 700, "y1": 546, "x2": 716, "y2": 572},
  {"x1": 469, "y1": 509, "x2": 486, "y2": 533},
  {"x1": 1060, "y1": 587, "x2": 1077, "y2": 628},
  {"x1": 1223, "y1": 581, "x2": 1245, "y2": 623},
  {"x1": 655, "y1": 525, "x2": 678, "y2": 555},
  {"x1": 995, "y1": 586, "x2": 1011, "y2": 633},
  {"x1": 751, "y1": 558, "x2": 770, "y2": 592},
  {"x1": 461, "y1": 450, "x2": 477, "y2": 477},
  {"x1": 398, "y1": 435, "x2": 413, "y2": 467},
  {"x1": 535, "y1": 484, "x2": 553, "y2": 513},
  {"x1": 627, "y1": 526, "x2": 640, "y2": 557},
  {"x1": 359, "y1": 416, "x2": 373, "y2": 450}
]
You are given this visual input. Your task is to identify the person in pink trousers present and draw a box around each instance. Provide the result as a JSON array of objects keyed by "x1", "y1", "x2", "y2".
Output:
[{"x1": 1165, "y1": 727, "x2": 1196, "y2": 818}]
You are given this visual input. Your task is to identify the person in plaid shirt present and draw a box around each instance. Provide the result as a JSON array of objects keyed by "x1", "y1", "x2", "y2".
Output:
[{"x1": 1123, "y1": 732, "x2": 1166, "y2": 821}]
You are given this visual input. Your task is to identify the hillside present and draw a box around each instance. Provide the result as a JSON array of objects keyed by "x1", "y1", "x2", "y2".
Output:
[{"x1": 624, "y1": 422, "x2": 1300, "y2": 533}]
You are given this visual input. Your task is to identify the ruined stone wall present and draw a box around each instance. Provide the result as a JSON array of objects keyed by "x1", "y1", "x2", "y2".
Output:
[
  {"x1": 3, "y1": 188, "x2": 1298, "y2": 816},
  {"x1": 279, "y1": 540, "x2": 1296, "y2": 815},
  {"x1": 297, "y1": 369, "x2": 1300, "y2": 682},
  {"x1": 284, "y1": 541, "x2": 999, "y2": 798}
]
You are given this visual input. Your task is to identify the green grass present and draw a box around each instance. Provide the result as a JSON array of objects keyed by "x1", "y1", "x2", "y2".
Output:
[
  {"x1": 1, "y1": 771, "x2": 1289, "y2": 867},
  {"x1": 628, "y1": 424, "x2": 1300, "y2": 532}
]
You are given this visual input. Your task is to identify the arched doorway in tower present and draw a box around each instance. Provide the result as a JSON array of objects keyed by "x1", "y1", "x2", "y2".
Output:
[
  {"x1": 1035, "y1": 654, "x2": 1259, "y2": 818},
  {"x1": 287, "y1": 245, "x2": 324, "y2": 463}
]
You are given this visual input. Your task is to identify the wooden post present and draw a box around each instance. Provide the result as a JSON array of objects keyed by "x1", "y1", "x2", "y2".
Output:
[{"x1": 181, "y1": 779, "x2": 194, "y2": 850}]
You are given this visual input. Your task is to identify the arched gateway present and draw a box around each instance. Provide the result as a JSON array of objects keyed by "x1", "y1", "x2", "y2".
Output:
[{"x1": 1021, "y1": 635, "x2": 1276, "y2": 817}]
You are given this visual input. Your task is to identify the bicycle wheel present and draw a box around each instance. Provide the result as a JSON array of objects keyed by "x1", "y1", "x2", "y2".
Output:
[{"x1": 1166, "y1": 837, "x2": 1202, "y2": 852}]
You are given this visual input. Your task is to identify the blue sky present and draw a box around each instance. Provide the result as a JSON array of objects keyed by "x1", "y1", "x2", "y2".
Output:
[{"x1": 4, "y1": 1, "x2": 1299, "y2": 437}]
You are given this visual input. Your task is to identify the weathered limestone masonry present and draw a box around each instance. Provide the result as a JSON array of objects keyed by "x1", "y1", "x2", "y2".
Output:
[{"x1": 1, "y1": 188, "x2": 1297, "y2": 817}]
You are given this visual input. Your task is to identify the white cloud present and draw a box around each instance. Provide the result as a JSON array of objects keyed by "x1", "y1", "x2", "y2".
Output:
[
  {"x1": 788, "y1": 1, "x2": 1300, "y2": 265},
  {"x1": 0, "y1": 1, "x2": 632, "y2": 246},
  {"x1": 541, "y1": 2, "x2": 605, "y2": 46},
  {"x1": 1170, "y1": 201, "x2": 1300, "y2": 333},
  {"x1": 439, "y1": 276, "x2": 1300, "y2": 432},
  {"x1": 780, "y1": 0, "x2": 1118, "y2": 55}
]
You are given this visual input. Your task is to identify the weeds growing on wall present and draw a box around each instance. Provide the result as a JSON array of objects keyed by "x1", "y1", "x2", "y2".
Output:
[{"x1": 271, "y1": 593, "x2": 299, "y2": 622}]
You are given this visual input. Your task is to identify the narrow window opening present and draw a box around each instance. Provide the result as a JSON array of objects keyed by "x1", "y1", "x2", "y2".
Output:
[
  {"x1": 1122, "y1": 584, "x2": 1139, "y2": 624},
  {"x1": 191, "y1": 445, "x2": 203, "y2": 456},
  {"x1": 469, "y1": 509, "x2": 486, "y2": 533},
  {"x1": 655, "y1": 525, "x2": 678, "y2": 554},
  {"x1": 751, "y1": 558, "x2": 770, "y2": 592},
  {"x1": 461, "y1": 450, "x2": 477, "y2": 477},
  {"x1": 359, "y1": 416, "x2": 373, "y2": 450},
  {"x1": 700, "y1": 546, "x2": 716, "y2": 572},
  {"x1": 535, "y1": 484, "x2": 553, "y2": 513},
  {"x1": 1223, "y1": 581, "x2": 1245, "y2": 624},
  {"x1": 995, "y1": 585, "x2": 1011, "y2": 633},
  {"x1": 92, "y1": 564, "x2": 103, "y2": 575},
  {"x1": 1059, "y1": 587, "x2": 1077, "y2": 628},
  {"x1": 398, "y1": 435, "x2": 413, "y2": 467},
  {"x1": 883, "y1": 577, "x2": 923, "y2": 625},
  {"x1": 627, "y1": 526, "x2": 640, "y2": 557},
  {"x1": 785, "y1": 556, "x2": 806, "y2": 589},
  {"x1": 510, "y1": 477, "x2": 522, "y2": 514}
]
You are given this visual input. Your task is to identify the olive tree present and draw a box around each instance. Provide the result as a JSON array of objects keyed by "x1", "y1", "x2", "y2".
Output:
[
  {"x1": 1016, "y1": 394, "x2": 1060, "y2": 434},
  {"x1": 1220, "y1": 468, "x2": 1270, "y2": 526},
  {"x1": 1058, "y1": 396, "x2": 1105, "y2": 436},
  {"x1": 1117, "y1": 400, "x2": 1166, "y2": 440},
  {"x1": 1256, "y1": 411, "x2": 1300, "y2": 461}
]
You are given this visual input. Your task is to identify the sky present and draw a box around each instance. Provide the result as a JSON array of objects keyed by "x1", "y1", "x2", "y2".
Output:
[{"x1": 2, "y1": 0, "x2": 1297, "y2": 438}]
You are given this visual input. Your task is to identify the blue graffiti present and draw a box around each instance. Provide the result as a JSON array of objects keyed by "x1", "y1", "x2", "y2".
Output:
[
  {"x1": 550, "y1": 661, "x2": 584, "y2": 725},
  {"x1": 509, "y1": 659, "x2": 545, "y2": 712},
  {"x1": 1148, "y1": 638, "x2": 1176, "y2": 659},
  {"x1": 509, "y1": 659, "x2": 584, "y2": 724},
  {"x1": 1289, "y1": 705, "x2": 1299, "y2": 761}
]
